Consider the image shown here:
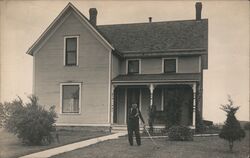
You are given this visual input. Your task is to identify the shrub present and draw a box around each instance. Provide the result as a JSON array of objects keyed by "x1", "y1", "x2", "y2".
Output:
[
  {"x1": 219, "y1": 96, "x2": 245, "y2": 152},
  {"x1": 0, "y1": 95, "x2": 57, "y2": 145},
  {"x1": 168, "y1": 125, "x2": 193, "y2": 141},
  {"x1": 244, "y1": 122, "x2": 250, "y2": 130},
  {"x1": 195, "y1": 112, "x2": 206, "y2": 133}
]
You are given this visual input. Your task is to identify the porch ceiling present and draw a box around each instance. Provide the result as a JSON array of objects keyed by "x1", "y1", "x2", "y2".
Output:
[{"x1": 112, "y1": 73, "x2": 201, "y2": 83}]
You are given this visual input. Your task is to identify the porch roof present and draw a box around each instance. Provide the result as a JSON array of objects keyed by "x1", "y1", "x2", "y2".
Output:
[{"x1": 112, "y1": 73, "x2": 201, "y2": 83}]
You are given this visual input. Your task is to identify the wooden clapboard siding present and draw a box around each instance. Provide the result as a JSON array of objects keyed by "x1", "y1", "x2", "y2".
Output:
[
  {"x1": 141, "y1": 58, "x2": 162, "y2": 74},
  {"x1": 34, "y1": 12, "x2": 111, "y2": 125},
  {"x1": 112, "y1": 54, "x2": 120, "y2": 78},
  {"x1": 178, "y1": 56, "x2": 200, "y2": 73},
  {"x1": 119, "y1": 56, "x2": 201, "y2": 75},
  {"x1": 120, "y1": 59, "x2": 126, "y2": 75}
]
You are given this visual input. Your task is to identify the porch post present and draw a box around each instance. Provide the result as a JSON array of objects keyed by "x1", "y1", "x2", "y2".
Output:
[
  {"x1": 149, "y1": 84, "x2": 155, "y2": 107},
  {"x1": 192, "y1": 83, "x2": 197, "y2": 128},
  {"x1": 111, "y1": 85, "x2": 116, "y2": 124}
]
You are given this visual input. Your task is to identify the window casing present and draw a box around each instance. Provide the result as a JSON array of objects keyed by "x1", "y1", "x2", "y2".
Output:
[
  {"x1": 60, "y1": 83, "x2": 81, "y2": 114},
  {"x1": 127, "y1": 60, "x2": 140, "y2": 74},
  {"x1": 163, "y1": 58, "x2": 177, "y2": 73},
  {"x1": 64, "y1": 36, "x2": 78, "y2": 66}
]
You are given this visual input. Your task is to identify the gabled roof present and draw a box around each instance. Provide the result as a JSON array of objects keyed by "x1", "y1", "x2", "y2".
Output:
[
  {"x1": 27, "y1": 3, "x2": 208, "y2": 57},
  {"x1": 98, "y1": 19, "x2": 208, "y2": 54},
  {"x1": 26, "y1": 2, "x2": 114, "y2": 56}
]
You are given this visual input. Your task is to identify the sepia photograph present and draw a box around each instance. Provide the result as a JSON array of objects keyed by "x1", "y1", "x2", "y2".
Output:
[{"x1": 0, "y1": 0, "x2": 249, "y2": 158}]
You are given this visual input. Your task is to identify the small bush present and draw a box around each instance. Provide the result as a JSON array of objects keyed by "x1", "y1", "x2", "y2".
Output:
[
  {"x1": 219, "y1": 96, "x2": 245, "y2": 152},
  {"x1": 0, "y1": 95, "x2": 57, "y2": 145},
  {"x1": 168, "y1": 125, "x2": 193, "y2": 141}
]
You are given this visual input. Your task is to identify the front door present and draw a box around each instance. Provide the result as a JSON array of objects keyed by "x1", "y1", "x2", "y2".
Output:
[{"x1": 127, "y1": 88, "x2": 140, "y2": 123}]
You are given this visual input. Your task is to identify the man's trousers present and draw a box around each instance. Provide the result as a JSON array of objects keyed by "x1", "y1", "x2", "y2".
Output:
[{"x1": 127, "y1": 120, "x2": 141, "y2": 146}]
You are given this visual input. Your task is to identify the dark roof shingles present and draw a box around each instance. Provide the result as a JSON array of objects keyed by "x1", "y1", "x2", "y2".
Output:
[{"x1": 98, "y1": 19, "x2": 208, "y2": 53}]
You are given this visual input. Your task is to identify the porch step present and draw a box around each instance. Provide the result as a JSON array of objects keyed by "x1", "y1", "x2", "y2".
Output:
[
  {"x1": 111, "y1": 125, "x2": 127, "y2": 133},
  {"x1": 111, "y1": 125, "x2": 160, "y2": 133}
]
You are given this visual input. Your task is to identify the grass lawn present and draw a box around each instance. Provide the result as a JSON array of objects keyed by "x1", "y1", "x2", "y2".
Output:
[
  {"x1": 0, "y1": 128, "x2": 109, "y2": 158},
  {"x1": 52, "y1": 131, "x2": 250, "y2": 158}
]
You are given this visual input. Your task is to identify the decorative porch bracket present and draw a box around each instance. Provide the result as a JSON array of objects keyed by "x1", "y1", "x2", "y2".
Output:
[
  {"x1": 192, "y1": 83, "x2": 197, "y2": 128},
  {"x1": 148, "y1": 84, "x2": 155, "y2": 108}
]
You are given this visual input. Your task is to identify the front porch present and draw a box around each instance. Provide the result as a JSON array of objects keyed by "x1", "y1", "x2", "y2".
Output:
[{"x1": 110, "y1": 80, "x2": 200, "y2": 132}]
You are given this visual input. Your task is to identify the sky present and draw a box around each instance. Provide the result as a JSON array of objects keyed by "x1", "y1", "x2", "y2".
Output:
[{"x1": 0, "y1": 0, "x2": 249, "y2": 123}]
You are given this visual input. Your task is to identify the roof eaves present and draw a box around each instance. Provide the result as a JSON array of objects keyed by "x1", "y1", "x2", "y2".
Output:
[
  {"x1": 26, "y1": 3, "x2": 73, "y2": 56},
  {"x1": 121, "y1": 48, "x2": 207, "y2": 58},
  {"x1": 26, "y1": 2, "x2": 114, "y2": 56},
  {"x1": 69, "y1": 4, "x2": 114, "y2": 51},
  {"x1": 112, "y1": 73, "x2": 201, "y2": 82},
  {"x1": 112, "y1": 80, "x2": 200, "y2": 84},
  {"x1": 122, "y1": 48, "x2": 207, "y2": 54}
]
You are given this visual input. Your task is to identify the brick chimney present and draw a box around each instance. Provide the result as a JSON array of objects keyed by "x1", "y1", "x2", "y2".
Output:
[
  {"x1": 195, "y1": 2, "x2": 202, "y2": 20},
  {"x1": 89, "y1": 8, "x2": 97, "y2": 26}
]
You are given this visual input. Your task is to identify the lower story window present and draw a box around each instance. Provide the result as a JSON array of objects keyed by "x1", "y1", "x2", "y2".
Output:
[{"x1": 61, "y1": 83, "x2": 81, "y2": 114}]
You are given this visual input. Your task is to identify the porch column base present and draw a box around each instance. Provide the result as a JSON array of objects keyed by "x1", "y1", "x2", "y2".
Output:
[{"x1": 189, "y1": 126, "x2": 195, "y2": 130}]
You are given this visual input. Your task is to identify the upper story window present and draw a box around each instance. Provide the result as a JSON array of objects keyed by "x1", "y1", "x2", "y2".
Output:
[
  {"x1": 61, "y1": 83, "x2": 81, "y2": 114},
  {"x1": 163, "y1": 58, "x2": 177, "y2": 73},
  {"x1": 127, "y1": 59, "x2": 140, "y2": 74},
  {"x1": 64, "y1": 36, "x2": 78, "y2": 66}
]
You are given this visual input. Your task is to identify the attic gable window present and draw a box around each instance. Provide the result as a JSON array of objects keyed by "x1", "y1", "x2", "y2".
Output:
[
  {"x1": 64, "y1": 36, "x2": 79, "y2": 66},
  {"x1": 127, "y1": 59, "x2": 140, "y2": 74},
  {"x1": 163, "y1": 58, "x2": 177, "y2": 73}
]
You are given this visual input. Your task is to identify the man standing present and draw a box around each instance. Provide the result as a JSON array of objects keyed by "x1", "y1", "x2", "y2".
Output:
[{"x1": 127, "y1": 103, "x2": 145, "y2": 146}]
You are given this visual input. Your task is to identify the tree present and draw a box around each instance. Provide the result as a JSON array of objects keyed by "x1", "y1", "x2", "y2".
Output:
[
  {"x1": 0, "y1": 95, "x2": 57, "y2": 145},
  {"x1": 219, "y1": 96, "x2": 245, "y2": 152}
]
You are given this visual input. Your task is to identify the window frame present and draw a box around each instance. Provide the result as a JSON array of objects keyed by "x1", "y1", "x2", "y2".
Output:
[
  {"x1": 162, "y1": 57, "x2": 178, "y2": 73},
  {"x1": 126, "y1": 59, "x2": 141, "y2": 74},
  {"x1": 64, "y1": 36, "x2": 79, "y2": 66},
  {"x1": 60, "y1": 83, "x2": 82, "y2": 114}
]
